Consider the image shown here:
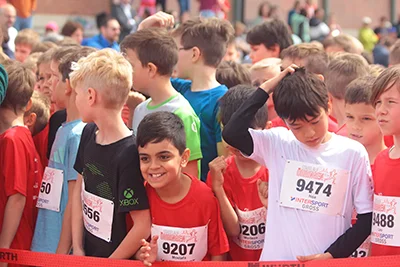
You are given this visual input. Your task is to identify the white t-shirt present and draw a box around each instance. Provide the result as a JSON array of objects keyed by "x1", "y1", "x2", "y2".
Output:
[
  {"x1": 248, "y1": 127, "x2": 373, "y2": 261},
  {"x1": 8, "y1": 27, "x2": 17, "y2": 52}
]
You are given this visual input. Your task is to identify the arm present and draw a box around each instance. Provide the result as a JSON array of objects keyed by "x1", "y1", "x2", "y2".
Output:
[
  {"x1": 182, "y1": 160, "x2": 199, "y2": 178},
  {"x1": 56, "y1": 180, "x2": 76, "y2": 254},
  {"x1": 109, "y1": 209, "x2": 151, "y2": 259},
  {"x1": 0, "y1": 194, "x2": 26, "y2": 248},
  {"x1": 71, "y1": 174, "x2": 84, "y2": 255},
  {"x1": 211, "y1": 254, "x2": 226, "y2": 261}
]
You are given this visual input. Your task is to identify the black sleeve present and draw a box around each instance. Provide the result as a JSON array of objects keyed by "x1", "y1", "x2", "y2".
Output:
[
  {"x1": 47, "y1": 109, "x2": 67, "y2": 158},
  {"x1": 222, "y1": 88, "x2": 270, "y2": 156},
  {"x1": 73, "y1": 123, "x2": 95, "y2": 174},
  {"x1": 325, "y1": 212, "x2": 372, "y2": 258},
  {"x1": 117, "y1": 141, "x2": 149, "y2": 213}
]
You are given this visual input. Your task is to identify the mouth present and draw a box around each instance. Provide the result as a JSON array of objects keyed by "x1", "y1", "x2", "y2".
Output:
[
  {"x1": 378, "y1": 119, "x2": 388, "y2": 125},
  {"x1": 148, "y1": 172, "x2": 166, "y2": 180},
  {"x1": 306, "y1": 137, "x2": 320, "y2": 145},
  {"x1": 350, "y1": 133, "x2": 363, "y2": 139}
]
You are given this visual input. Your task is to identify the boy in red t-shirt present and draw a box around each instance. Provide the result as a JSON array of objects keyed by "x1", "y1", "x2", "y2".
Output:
[
  {"x1": 370, "y1": 66, "x2": 400, "y2": 256},
  {"x1": 206, "y1": 85, "x2": 268, "y2": 261},
  {"x1": 0, "y1": 62, "x2": 43, "y2": 252},
  {"x1": 136, "y1": 112, "x2": 229, "y2": 265}
]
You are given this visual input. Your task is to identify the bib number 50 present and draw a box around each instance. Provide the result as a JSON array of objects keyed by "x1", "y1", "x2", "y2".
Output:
[
  {"x1": 40, "y1": 181, "x2": 51, "y2": 194},
  {"x1": 83, "y1": 203, "x2": 100, "y2": 222}
]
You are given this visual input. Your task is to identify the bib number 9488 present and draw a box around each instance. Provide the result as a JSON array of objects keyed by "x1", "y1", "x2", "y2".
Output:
[
  {"x1": 373, "y1": 213, "x2": 395, "y2": 228},
  {"x1": 83, "y1": 203, "x2": 100, "y2": 222}
]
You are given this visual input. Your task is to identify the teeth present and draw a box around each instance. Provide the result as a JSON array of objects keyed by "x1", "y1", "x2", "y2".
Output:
[{"x1": 151, "y1": 173, "x2": 162, "y2": 178}]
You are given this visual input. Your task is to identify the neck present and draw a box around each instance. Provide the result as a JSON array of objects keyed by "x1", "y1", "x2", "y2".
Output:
[
  {"x1": 235, "y1": 157, "x2": 261, "y2": 178},
  {"x1": 65, "y1": 95, "x2": 81, "y2": 122},
  {"x1": 268, "y1": 106, "x2": 278, "y2": 121},
  {"x1": 332, "y1": 99, "x2": 346, "y2": 127},
  {"x1": 156, "y1": 173, "x2": 191, "y2": 204},
  {"x1": 365, "y1": 138, "x2": 387, "y2": 163},
  {"x1": 190, "y1": 65, "x2": 220, "y2": 92},
  {"x1": 148, "y1": 79, "x2": 177, "y2": 106},
  {"x1": 0, "y1": 108, "x2": 25, "y2": 134},
  {"x1": 93, "y1": 108, "x2": 131, "y2": 145},
  {"x1": 390, "y1": 135, "x2": 400, "y2": 159}
]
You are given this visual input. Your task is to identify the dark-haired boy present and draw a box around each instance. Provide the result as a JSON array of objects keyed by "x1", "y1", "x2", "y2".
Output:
[
  {"x1": 136, "y1": 112, "x2": 229, "y2": 265},
  {"x1": 121, "y1": 28, "x2": 202, "y2": 178},
  {"x1": 206, "y1": 85, "x2": 269, "y2": 261},
  {"x1": 223, "y1": 67, "x2": 373, "y2": 261}
]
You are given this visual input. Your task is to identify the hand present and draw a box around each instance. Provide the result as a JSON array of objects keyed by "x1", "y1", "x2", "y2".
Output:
[
  {"x1": 126, "y1": 91, "x2": 146, "y2": 110},
  {"x1": 259, "y1": 64, "x2": 297, "y2": 94},
  {"x1": 257, "y1": 179, "x2": 268, "y2": 208},
  {"x1": 209, "y1": 156, "x2": 227, "y2": 192},
  {"x1": 138, "y1": 11, "x2": 175, "y2": 31},
  {"x1": 138, "y1": 236, "x2": 158, "y2": 266},
  {"x1": 297, "y1": 252, "x2": 333, "y2": 262}
]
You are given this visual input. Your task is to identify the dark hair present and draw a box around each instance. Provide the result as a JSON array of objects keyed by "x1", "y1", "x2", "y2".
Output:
[
  {"x1": 137, "y1": 112, "x2": 186, "y2": 155},
  {"x1": 258, "y1": 1, "x2": 270, "y2": 17},
  {"x1": 51, "y1": 46, "x2": 78, "y2": 63},
  {"x1": 61, "y1": 21, "x2": 84, "y2": 37},
  {"x1": 216, "y1": 61, "x2": 251, "y2": 89},
  {"x1": 120, "y1": 28, "x2": 178, "y2": 76},
  {"x1": 344, "y1": 76, "x2": 376, "y2": 105},
  {"x1": 219, "y1": 85, "x2": 268, "y2": 128},
  {"x1": 59, "y1": 47, "x2": 97, "y2": 82},
  {"x1": 246, "y1": 19, "x2": 293, "y2": 56},
  {"x1": 273, "y1": 68, "x2": 329, "y2": 122},
  {"x1": 371, "y1": 65, "x2": 400, "y2": 106}
]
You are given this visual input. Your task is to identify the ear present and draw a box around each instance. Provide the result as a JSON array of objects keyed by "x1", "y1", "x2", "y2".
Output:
[
  {"x1": 180, "y1": 148, "x2": 191, "y2": 168},
  {"x1": 87, "y1": 87, "x2": 97, "y2": 106},
  {"x1": 25, "y1": 98, "x2": 33, "y2": 112},
  {"x1": 191, "y1": 47, "x2": 201, "y2": 63},
  {"x1": 24, "y1": 112, "x2": 37, "y2": 128},
  {"x1": 266, "y1": 120, "x2": 272, "y2": 129},
  {"x1": 317, "y1": 74, "x2": 324, "y2": 82},
  {"x1": 65, "y1": 79, "x2": 73, "y2": 95},
  {"x1": 328, "y1": 92, "x2": 334, "y2": 104},
  {"x1": 147, "y1": 62, "x2": 158, "y2": 78},
  {"x1": 270, "y1": 44, "x2": 281, "y2": 58},
  {"x1": 327, "y1": 96, "x2": 333, "y2": 115}
]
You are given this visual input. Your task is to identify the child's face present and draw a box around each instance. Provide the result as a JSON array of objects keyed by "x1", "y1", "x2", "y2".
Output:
[
  {"x1": 125, "y1": 49, "x2": 149, "y2": 94},
  {"x1": 74, "y1": 82, "x2": 92, "y2": 122},
  {"x1": 249, "y1": 44, "x2": 274, "y2": 64},
  {"x1": 50, "y1": 60, "x2": 67, "y2": 109},
  {"x1": 223, "y1": 44, "x2": 240, "y2": 62},
  {"x1": 37, "y1": 62, "x2": 53, "y2": 100},
  {"x1": 138, "y1": 139, "x2": 189, "y2": 189},
  {"x1": 345, "y1": 103, "x2": 382, "y2": 147},
  {"x1": 251, "y1": 67, "x2": 280, "y2": 87},
  {"x1": 174, "y1": 37, "x2": 192, "y2": 79},
  {"x1": 71, "y1": 28, "x2": 83, "y2": 44},
  {"x1": 285, "y1": 108, "x2": 330, "y2": 148},
  {"x1": 375, "y1": 85, "x2": 400, "y2": 136},
  {"x1": 15, "y1": 44, "x2": 32, "y2": 63}
]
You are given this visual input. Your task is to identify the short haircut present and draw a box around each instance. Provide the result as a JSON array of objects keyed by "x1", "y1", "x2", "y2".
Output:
[
  {"x1": 173, "y1": 17, "x2": 234, "y2": 67},
  {"x1": 57, "y1": 37, "x2": 80, "y2": 46},
  {"x1": 31, "y1": 41, "x2": 58, "y2": 54},
  {"x1": 371, "y1": 65, "x2": 400, "y2": 106},
  {"x1": 51, "y1": 46, "x2": 78, "y2": 63},
  {"x1": 69, "y1": 48, "x2": 133, "y2": 108},
  {"x1": 1, "y1": 62, "x2": 36, "y2": 113},
  {"x1": 250, "y1": 57, "x2": 281, "y2": 71},
  {"x1": 323, "y1": 34, "x2": 364, "y2": 54},
  {"x1": 325, "y1": 52, "x2": 369, "y2": 99},
  {"x1": 246, "y1": 19, "x2": 293, "y2": 56},
  {"x1": 216, "y1": 61, "x2": 251, "y2": 89},
  {"x1": 273, "y1": 68, "x2": 329, "y2": 122},
  {"x1": 59, "y1": 47, "x2": 96, "y2": 82},
  {"x1": 120, "y1": 28, "x2": 178, "y2": 76},
  {"x1": 389, "y1": 39, "x2": 400, "y2": 66},
  {"x1": 219, "y1": 84, "x2": 268, "y2": 128},
  {"x1": 344, "y1": 76, "x2": 376, "y2": 105},
  {"x1": 137, "y1": 111, "x2": 186, "y2": 155},
  {"x1": 24, "y1": 91, "x2": 51, "y2": 135},
  {"x1": 281, "y1": 43, "x2": 329, "y2": 75},
  {"x1": 14, "y1": 29, "x2": 40, "y2": 48},
  {"x1": 61, "y1": 20, "x2": 84, "y2": 37},
  {"x1": 37, "y1": 48, "x2": 57, "y2": 66},
  {"x1": 368, "y1": 64, "x2": 385, "y2": 77}
]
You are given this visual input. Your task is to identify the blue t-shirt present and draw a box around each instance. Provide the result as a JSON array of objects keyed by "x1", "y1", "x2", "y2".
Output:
[
  {"x1": 171, "y1": 78, "x2": 227, "y2": 181},
  {"x1": 81, "y1": 34, "x2": 120, "y2": 51},
  {"x1": 31, "y1": 120, "x2": 86, "y2": 253}
]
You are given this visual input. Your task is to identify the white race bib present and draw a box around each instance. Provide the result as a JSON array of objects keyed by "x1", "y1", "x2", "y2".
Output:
[
  {"x1": 280, "y1": 160, "x2": 349, "y2": 216},
  {"x1": 82, "y1": 182, "x2": 114, "y2": 242},
  {"x1": 371, "y1": 194, "x2": 400, "y2": 247},
  {"x1": 152, "y1": 223, "x2": 208, "y2": 261},
  {"x1": 232, "y1": 206, "x2": 266, "y2": 250},
  {"x1": 36, "y1": 167, "x2": 63, "y2": 212},
  {"x1": 351, "y1": 235, "x2": 370, "y2": 258}
]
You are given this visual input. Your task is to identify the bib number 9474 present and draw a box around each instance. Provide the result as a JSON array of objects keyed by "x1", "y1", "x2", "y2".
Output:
[{"x1": 296, "y1": 179, "x2": 332, "y2": 197}]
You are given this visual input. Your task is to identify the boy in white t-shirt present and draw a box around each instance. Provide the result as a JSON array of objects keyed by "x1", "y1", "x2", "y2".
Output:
[{"x1": 222, "y1": 66, "x2": 373, "y2": 261}]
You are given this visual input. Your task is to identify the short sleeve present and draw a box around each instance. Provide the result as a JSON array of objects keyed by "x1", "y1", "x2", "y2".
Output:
[
  {"x1": 117, "y1": 144, "x2": 149, "y2": 213},
  {"x1": 1, "y1": 136, "x2": 29, "y2": 197},
  {"x1": 207, "y1": 195, "x2": 230, "y2": 256},
  {"x1": 171, "y1": 78, "x2": 192, "y2": 96},
  {"x1": 66, "y1": 133, "x2": 81, "y2": 182},
  {"x1": 352, "y1": 147, "x2": 374, "y2": 214}
]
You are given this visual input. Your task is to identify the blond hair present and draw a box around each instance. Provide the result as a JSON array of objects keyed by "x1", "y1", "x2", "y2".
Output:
[
  {"x1": 250, "y1": 57, "x2": 281, "y2": 71},
  {"x1": 69, "y1": 48, "x2": 133, "y2": 108},
  {"x1": 24, "y1": 91, "x2": 51, "y2": 135},
  {"x1": 323, "y1": 34, "x2": 364, "y2": 55},
  {"x1": 15, "y1": 29, "x2": 40, "y2": 48}
]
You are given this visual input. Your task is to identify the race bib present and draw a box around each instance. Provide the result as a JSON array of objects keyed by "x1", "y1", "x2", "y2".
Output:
[
  {"x1": 36, "y1": 167, "x2": 63, "y2": 212},
  {"x1": 152, "y1": 223, "x2": 208, "y2": 261},
  {"x1": 280, "y1": 160, "x2": 349, "y2": 216},
  {"x1": 232, "y1": 206, "x2": 266, "y2": 250},
  {"x1": 371, "y1": 194, "x2": 400, "y2": 246},
  {"x1": 82, "y1": 182, "x2": 114, "y2": 242},
  {"x1": 351, "y1": 235, "x2": 370, "y2": 258}
]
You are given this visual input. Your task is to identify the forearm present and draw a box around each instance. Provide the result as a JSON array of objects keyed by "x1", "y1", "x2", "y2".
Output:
[
  {"x1": 56, "y1": 181, "x2": 76, "y2": 254},
  {"x1": 71, "y1": 175, "x2": 84, "y2": 252},
  {"x1": 211, "y1": 254, "x2": 226, "y2": 261},
  {"x1": 0, "y1": 194, "x2": 26, "y2": 248},
  {"x1": 213, "y1": 188, "x2": 240, "y2": 237},
  {"x1": 222, "y1": 88, "x2": 270, "y2": 156},
  {"x1": 325, "y1": 212, "x2": 372, "y2": 258}
]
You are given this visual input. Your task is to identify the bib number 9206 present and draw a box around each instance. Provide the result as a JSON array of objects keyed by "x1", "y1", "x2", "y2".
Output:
[
  {"x1": 373, "y1": 213, "x2": 394, "y2": 228},
  {"x1": 83, "y1": 203, "x2": 100, "y2": 222},
  {"x1": 296, "y1": 179, "x2": 332, "y2": 197},
  {"x1": 162, "y1": 242, "x2": 195, "y2": 255},
  {"x1": 239, "y1": 223, "x2": 265, "y2": 236}
]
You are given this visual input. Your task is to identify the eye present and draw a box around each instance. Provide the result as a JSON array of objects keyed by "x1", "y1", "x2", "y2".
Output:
[
  {"x1": 389, "y1": 100, "x2": 397, "y2": 104},
  {"x1": 311, "y1": 120, "x2": 320, "y2": 125},
  {"x1": 159, "y1": 155, "x2": 170, "y2": 161},
  {"x1": 140, "y1": 156, "x2": 149, "y2": 163},
  {"x1": 346, "y1": 115, "x2": 354, "y2": 119},
  {"x1": 375, "y1": 100, "x2": 382, "y2": 106},
  {"x1": 362, "y1": 117, "x2": 372, "y2": 121}
]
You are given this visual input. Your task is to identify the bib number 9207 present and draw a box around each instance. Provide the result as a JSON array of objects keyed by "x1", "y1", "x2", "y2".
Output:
[
  {"x1": 162, "y1": 242, "x2": 195, "y2": 255},
  {"x1": 83, "y1": 203, "x2": 100, "y2": 222},
  {"x1": 239, "y1": 223, "x2": 265, "y2": 236},
  {"x1": 373, "y1": 213, "x2": 394, "y2": 228},
  {"x1": 296, "y1": 179, "x2": 332, "y2": 197}
]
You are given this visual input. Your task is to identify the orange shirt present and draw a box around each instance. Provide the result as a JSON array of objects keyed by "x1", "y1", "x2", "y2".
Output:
[{"x1": 8, "y1": 0, "x2": 37, "y2": 18}]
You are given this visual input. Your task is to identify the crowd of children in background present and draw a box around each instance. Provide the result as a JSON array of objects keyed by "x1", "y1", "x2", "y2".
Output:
[{"x1": 1, "y1": 0, "x2": 400, "y2": 266}]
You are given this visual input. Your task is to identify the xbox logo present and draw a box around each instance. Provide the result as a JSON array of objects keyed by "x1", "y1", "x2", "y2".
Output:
[{"x1": 124, "y1": 188, "x2": 134, "y2": 199}]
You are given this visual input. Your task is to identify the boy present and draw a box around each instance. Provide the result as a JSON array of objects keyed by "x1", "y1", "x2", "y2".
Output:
[
  {"x1": 207, "y1": 85, "x2": 269, "y2": 261},
  {"x1": 323, "y1": 34, "x2": 364, "y2": 55},
  {"x1": 223, "y1": 37, "x2": 241, "y2": 63},
  {"x1": 216, "y1": 60, "x2": 251, "y2": 89},
  {"x1": 70, "y1": 49, "x2": 151, "y2": 258},
  {"x1": 370, "y1": 66, "x2": 400, "y2": 256},
  {"x1": 31, "y1": 47, "x2": 95, "y2": 254},
  {"x1": 24, "y1": 91, "x2": 50, "y2": 136},
  {"x1": 120, "y1": 28, "x2": 202, "y2": 178},
  {"x1": 14, "y1": 28, "x2": 40, "y2": 63},
  {"x1": 246, "y1": 19, "x2": 293, "y2": 63},
  {"x1": 0, "y1": 62, "x2": 43, "y2": 252},
  {"x1": 136, "y1": 112, "x2": 229, "y2": 265},
  {"x1": 223, "y1": 67, "x2": 373, "y2": 261}
]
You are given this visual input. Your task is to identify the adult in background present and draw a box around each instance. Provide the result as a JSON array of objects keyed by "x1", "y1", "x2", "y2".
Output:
[
  {"x1": 288, "y1": 0, "x2": 300, "y2": 27},
  {"x1": 178, "y1": 0, "x2": 189, "y2": 16},
  {"x1": 8, "y1": 0, "x2": 36, "y2": 30},
  {"x1": 61, "y1": 21, "x2": 84, "y2": 44},
  {"x1": 359, "y1": 17, "x2": 378, "y2": 53},
  {"x1": 111, "y1": 0, "x2": 137, "y2": 42},
  {"x1": 0, "y1": 4, "x2": 17, "y2": 52},
  {"x1": 252, "y1": 1, "x2": 270, "y2": 26},
  {"x1": 309, "y1": 8, "x2": 330, "y2": 42},
  {"x1": 82, "y1": 16, "x2": 120, "y2": 51},
  {"x1": 198, "y1": 0, "x2": 218, "y2": 18}
]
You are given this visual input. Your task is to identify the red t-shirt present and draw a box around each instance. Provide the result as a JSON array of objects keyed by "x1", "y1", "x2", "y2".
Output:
[
  {"x1": 32, "y1": 123, "x2": 49, "y2": 168},
  {"x1": 206, "y1": 156, "x2": 268, "y2": 261},
  {"x1": 146, "y1": 174, "x2": 229, "y2": 260},
  {"x1": 371, "y1": 149, "x2": 400, "y2": 256},
  {"x1": 0, "y1": 126, "x2": 43, "y2": 250},
  {"x1": 384, "y1": 136, "x2": 394, "y2": 147},
  {"x1": 271, "y1": 115, "x2": 338, "y2": 133}
]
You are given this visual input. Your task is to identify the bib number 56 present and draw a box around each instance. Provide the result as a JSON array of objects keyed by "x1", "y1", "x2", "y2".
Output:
[{"x1": 83, "y1": 203, "x2": 100, "y2": 222}]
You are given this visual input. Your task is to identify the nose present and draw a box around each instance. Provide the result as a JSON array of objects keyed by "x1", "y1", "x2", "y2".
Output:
[
  {"x1": 376, "y1": 103, "x2": 388, "y2": 116},
  {"x1": 149, "y1": 159, "x2": 161, "y2": 170},
  {"x1": 350, "y1": 120, "x2": 362, "y2": 131},
  {"x1": 304, "y1": 127, "x2": 316, "y2": 139}
]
